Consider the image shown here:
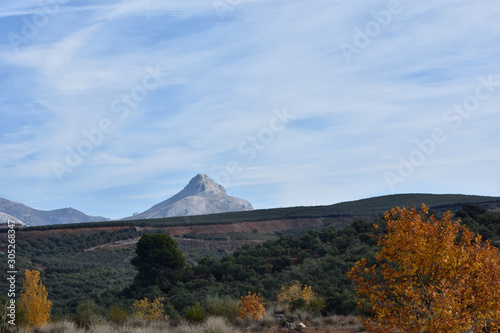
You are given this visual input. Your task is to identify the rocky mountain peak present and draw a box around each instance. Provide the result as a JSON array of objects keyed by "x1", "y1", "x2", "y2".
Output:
[
  {"x1": 124, "y1": 174, "x2": 252, "y2": 219},
  {"x1": 183, "y1": 174, "x2": 226, "y2": 196}
]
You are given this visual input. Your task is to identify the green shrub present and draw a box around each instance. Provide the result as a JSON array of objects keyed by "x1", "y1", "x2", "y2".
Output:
[
  {"x1": 15, "y1": 300, "x2": 29, "y2": 328},
  {"x1": 108, "y1": 304, "x2": 127, "y2": 324},
  {"x1": 185, "y1": 302, "x2": 206, "y2": 323},
  {"x1": 0, "y1": 302, "x2": 15, "y2": 333},
  {"x1": 73, "y1": 299, "x2": 100, "y2": 328},
  {"x1": 308, "y1": 296, "x2": 326, "y2": 315},
  {"x1": 205, "y1": 295, "x2": 239, "y2": 321}
]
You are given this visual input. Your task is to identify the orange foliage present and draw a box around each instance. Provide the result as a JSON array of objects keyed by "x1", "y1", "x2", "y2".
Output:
[
  {"x1": 132, "y1": 297, "x2": 165, "y2": 321},
  {"x1": 20, "y1": 270, "x2": 52, "y2": 327},
  {"x1": 239, "y1": 292, "x2": 265, "y2": 320},
  {"x1": 348, "y1": 205, "x2": 500, "y2": 332}
]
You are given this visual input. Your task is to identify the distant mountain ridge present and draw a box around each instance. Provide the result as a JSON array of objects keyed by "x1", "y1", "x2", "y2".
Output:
[
  {"x1": 0, "y1": 174, "x2": 253, "y2": 225},
  {"x1": 0, "y1": 197, "x2": 109, "y2": 226},
  {"x1": 124, "y1": 174, "x2": 253, "y2": 219},
  {"x1": 0, "y1": 212, "x2": 26, "y2": 227}
]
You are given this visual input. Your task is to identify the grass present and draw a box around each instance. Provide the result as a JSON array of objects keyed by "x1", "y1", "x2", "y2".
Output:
[
  {"x1": 16, "y1": 314, "x2": 364, "y2": 332},
  {"x1": 18, "y1": 317, "x2": 237, "y2": 333}
]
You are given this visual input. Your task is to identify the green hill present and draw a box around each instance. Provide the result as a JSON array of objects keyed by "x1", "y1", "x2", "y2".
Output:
[{"x1": 24, "y1": 193, "x2": 500, "y2": 230}]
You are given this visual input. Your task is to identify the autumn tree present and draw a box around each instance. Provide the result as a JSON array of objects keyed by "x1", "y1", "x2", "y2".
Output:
[
  {"x1": 239, "y1": 292, "x2": 265, "y2": 320},
  {"x1": 348, "y1": 205, "x2": 500, "y2": 333},
  {"x1": 20, "y1": 270, "x2": 52, "y2": 327},
  {"x1": 277, "y1": 281, "x2": 325, "y2": 313}
]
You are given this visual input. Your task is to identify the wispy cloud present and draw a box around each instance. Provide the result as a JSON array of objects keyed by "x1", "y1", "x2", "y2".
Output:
[{"x1": 0, "y1": 0, "x2": 499, "y2": 219}]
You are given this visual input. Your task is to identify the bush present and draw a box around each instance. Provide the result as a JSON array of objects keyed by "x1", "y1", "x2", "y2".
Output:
[
  {"x1": 185, "y1": 302, "x2": 206, "y2": 323},
  {"x1": 132, "y1": 297, "x2": 165, "y2": 322},
  {"x1": 205, "y1": 295, "x2": 239, "y2": 321},
  {"x1": 74, "y1": 299, "x2": 100, "y2": 328},
  {"x1": 307, "y1": 296, "x2": 326, "y2": 315},
  {"x1": 0, "y1": 302, "x2": 14, "y2": 332},
  {"x1": 238, "y1": 293, "x2": 265, "y2": 321},
  {"x1": 277, "y1": 281, "x2": 325, "y2": 314},
  {"x1": 108, "y1": 304, "x2": 128, "y2": 324},
  {"x1": 14, "y1": 300, "x2": 30, "y2": 328}
]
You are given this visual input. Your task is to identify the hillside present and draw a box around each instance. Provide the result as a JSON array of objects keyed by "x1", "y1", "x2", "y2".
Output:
[
  {"x1": 1, "y1": 194, "x2": 499, "y2": 321},
  {"x1": 21, "y1": 193, "x2": 500, "y2": 232},
  {"x1": 2, "y1": 199, "x2": 499, "y2": 319}
]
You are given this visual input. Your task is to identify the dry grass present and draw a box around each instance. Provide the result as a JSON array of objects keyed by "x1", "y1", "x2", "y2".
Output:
[{"x1": 19, "y1": 315, "x2": 363, "y2": 333}]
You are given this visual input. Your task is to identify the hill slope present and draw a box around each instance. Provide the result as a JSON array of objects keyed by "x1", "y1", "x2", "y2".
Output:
[{"x1": 23, "y1": 193, "x2": 500, "y2": 231}]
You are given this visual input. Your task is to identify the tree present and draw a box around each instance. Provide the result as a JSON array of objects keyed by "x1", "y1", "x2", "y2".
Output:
[
  {"x1": 348, "y1": 205, "x2": 500, "y2": 333},
  {"x1": 280, "y1": 280, "x2": 326, "y2": 313},
  {"x1": 131, "y1": 234, "x2": 186, "y2": 291},
  {"x1": 20, "y1": 270, "x2": 52, "y2": 327},
  {"x1": 239, "y1": 292, "x2": 265, "y2": 320},
  {"x1": 276, "y1": 281, "x2": 316, "y2": 309}
]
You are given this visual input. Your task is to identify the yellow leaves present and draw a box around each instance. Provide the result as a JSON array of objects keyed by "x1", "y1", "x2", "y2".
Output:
[
  {"x1": 348, "y1": 204, "x2": 500, "y2": 333},
  {"x1": 20, "y1": 269, "x2": 52, "y2": 328},
  {"x1": 276, "y1": 281, "x2": 316, "y2": 309},
  {"x1": 132, "y1": 297, "x2": 165, "y2": 321},
  {"x1": 275, "y1": 280, "x2": 326, "y2": 313},
  {"x1": 239, "y1": 292, "x2": 265, "y2": 320}
]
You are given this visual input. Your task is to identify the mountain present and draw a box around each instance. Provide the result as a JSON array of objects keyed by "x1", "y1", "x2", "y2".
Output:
[
  {"x1": 0, "y1": 197, "x2": 110, "y2": 226},
  {"x1": 0, "y1": 212, "x2": 27, "y2": 227},
  {"x1": 124, "y1": 174, "x2": 253, "y2": 219}
]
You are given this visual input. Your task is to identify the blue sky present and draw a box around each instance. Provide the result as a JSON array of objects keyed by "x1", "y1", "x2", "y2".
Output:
[{"x1": 1, "y1": 0, "x2": 499, "y2": 220}]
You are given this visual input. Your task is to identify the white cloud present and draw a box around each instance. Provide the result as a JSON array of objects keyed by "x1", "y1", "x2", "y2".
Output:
[{"x1": 0, "y1": 0, "x2": 499, "y2": 218}]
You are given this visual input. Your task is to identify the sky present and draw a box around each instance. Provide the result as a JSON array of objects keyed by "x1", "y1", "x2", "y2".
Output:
[{"x1": 0, "y1": 0, "x2": 499, "y2": 220}]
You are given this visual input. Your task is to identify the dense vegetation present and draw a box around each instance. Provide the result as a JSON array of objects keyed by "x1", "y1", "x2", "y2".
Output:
[{"x1": 0, "y1": 201, "x2": 499, "y2": 326}]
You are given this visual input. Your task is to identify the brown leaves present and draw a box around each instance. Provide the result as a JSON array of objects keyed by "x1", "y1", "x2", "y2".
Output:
[{"x1": 348, "y1": 205, "x2": 500, "y2": 332}]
